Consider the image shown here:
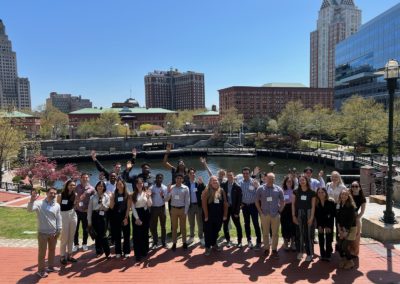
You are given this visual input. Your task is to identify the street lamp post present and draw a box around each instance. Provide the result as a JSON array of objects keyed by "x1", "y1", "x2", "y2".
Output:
[
  {"x1": 381, "y1": 59, "x2": 399, "y2": 225},
  {"x1": 268, "y1": 161, "x2": 276, "y2": 173}
]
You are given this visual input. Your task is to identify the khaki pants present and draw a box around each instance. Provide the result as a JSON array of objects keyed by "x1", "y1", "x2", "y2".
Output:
[
  {"x1": 260, "y1": 214, "x2": 280, "y2": 251},
  {"x1": 60, "y1": 210, "x2": 77, "y2": 257},
  {"x1": 38, "y1": 232, "x2": 58, "y2": 272},
  {"x1": 171, "y1": 207, "x2": 186, "y2": 244}
]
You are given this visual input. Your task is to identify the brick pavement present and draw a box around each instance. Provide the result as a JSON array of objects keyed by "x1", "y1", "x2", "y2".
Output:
[{"x1": 0, "y1": 241, "x2": 399, "y2": 284}]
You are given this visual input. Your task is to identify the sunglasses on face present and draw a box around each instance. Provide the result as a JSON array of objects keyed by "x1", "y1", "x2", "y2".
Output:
[{"x1": 351, "y1": 185, "x2": 359, "y2": 188}]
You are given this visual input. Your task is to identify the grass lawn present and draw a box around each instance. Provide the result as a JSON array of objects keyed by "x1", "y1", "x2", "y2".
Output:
[
  {"x1": 301, "y1": 140, "x2": 342, "y2": 150},
  {"x1": 0, "y1": 206, "x2": 267, "y2": 240}
]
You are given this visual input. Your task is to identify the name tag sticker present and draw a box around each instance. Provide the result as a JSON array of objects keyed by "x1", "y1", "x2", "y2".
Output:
[
  {"x1": 267, "y1": 197, "x2": 273, "y2": 202},
  {"x1": 174, "y1": 195, "x2": 180, "y2": 200},
  {"x1": 144, "y1": 182, "x2": 148, "y2": 187},
  {"x1": 214, "y1": 198, "x2": 220, "y2": 204},
  {"x1": 79, "y1": 202, "x2": 83, "y2": 207},
  {"x1": 61, "y1": 199, "x2": 68, "y2": 205},
  {"x1": 336, "y1": 204, "x2": 340, "y2": 209},
  {"x1": 249, "y1": 186, "x2": 254, "y2": 191},
  {"x1": 99, "y1": 211, "x2": 105, "y2": 216},
  {"x1": 117, "y1": 197, "x2": 123, "y2": 202},
  {"x1": 301, "y1": 195, "x2": 307, "y2": 201},
  {"x1": 284, "y1": 195, "x2": 290, "y2": 200},
  {"x1": 194, "y1": 188, "x2": 198, "y2": 192}
]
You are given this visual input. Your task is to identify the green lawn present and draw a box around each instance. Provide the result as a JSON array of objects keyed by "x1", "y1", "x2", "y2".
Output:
[
  {"x1": 0, "y1": 206, "x2": 268, "y2": 240},
  {"x1": 301, "y1": 139, "x2": 342, "y2": 150}
]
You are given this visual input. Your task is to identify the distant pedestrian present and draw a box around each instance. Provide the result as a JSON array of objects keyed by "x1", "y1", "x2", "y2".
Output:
[
  {"x1": 57, "y1": 180, "x2": 78, "y2": 265},
  {"x1": 27, "y1": 187, "x2": 62, "y2": 278}
]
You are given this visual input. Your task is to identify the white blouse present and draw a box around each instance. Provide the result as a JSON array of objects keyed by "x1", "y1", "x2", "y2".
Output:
[
  {"x1": 131, "y1": 191, "x2": 152, "y2": 220},
  {"x1": 326, "y1": 182, "x2": 346, "y2": 203}
]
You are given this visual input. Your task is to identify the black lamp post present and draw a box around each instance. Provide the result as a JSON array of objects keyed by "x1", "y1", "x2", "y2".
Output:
[
  {"x1": 381, "y1": 59, "x2": 399, "y2": 225},
  {"x1": 268, "y1": 161, "x2": 276, "y2": 173}
]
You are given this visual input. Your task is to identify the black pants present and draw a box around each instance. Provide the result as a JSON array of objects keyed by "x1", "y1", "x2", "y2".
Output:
[
  {"x1": 92, "y1": 211, "x2": 110, "y2": 256},
  {"x1": 150, "y1": 206, "x2": 166, "y2": 244},
  {"x1": 281, "y1": 205, "x2": 296, "y2": 241},
  {"x1": 295, "y1": 209, "x2": 313, "y2": 256},
  {"x1": 318, "y1": 229, "x2": 333, "y2": 258},
  {"x1": 74, "y1": 210, "x2": 88, "y2": 246},
  {"x1": 223, "y1": 207, "x2": 243, "y2": 243},
  {"x1": 132, "y1": 208, "x2": 150, "y2": 259},
  {"x1": 242, "y1": 203, "x2": 261, "y2": 244},
  {"x1": 204, "y1": 218, "x2": 223, "y2": 248},
  {"x1": 111, "y1": 212, "x2": 131, "y2": 255}
]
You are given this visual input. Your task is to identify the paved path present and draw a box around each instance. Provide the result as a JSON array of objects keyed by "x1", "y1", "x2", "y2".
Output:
[{"x1": 0, "y1": 240, "x2": 399, "y2": 284}]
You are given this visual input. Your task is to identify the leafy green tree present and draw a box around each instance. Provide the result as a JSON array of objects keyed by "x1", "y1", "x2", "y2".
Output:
[
  {"x1": 164, "y1": 113, "x2": 181, "y2": 134},
  {"x1": 96, "y1": 110, "x2": 123, "y2": 137},
  {"x1": 248, "y1": 115, "x2": 269, "y2": 133},
  {"x1": 266, "y1": 119, "x2": 278, "y2": 134},
  {"x1": 0, "y1": 117, "x2": 25, "y2": 182},
  {"x1": 277, "y1": 101, "x2": 309, "y2": 144},
  {"x1": 219, "y1": 107, "x2": 244, "y2": 133},
  {"x1": 305, "y1": 104, "x2": 336, "y2": 147},
  {"x1": 339, "y1": 96, "x2": 387, "y2": 147},
  {"x1": 39, "y1": 104, "x2": 69, "y2": 139},
  {"x1": 76, "y1": 119, "x2": 97, "y2": 138}
]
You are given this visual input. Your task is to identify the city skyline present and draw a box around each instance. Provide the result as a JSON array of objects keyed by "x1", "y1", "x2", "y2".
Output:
[{"x1": 1, "y1": 0, "x2": 399, "y2": 110}]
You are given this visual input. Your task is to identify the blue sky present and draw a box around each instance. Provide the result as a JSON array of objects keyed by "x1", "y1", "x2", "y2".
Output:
[{"x1": 1, "y1": 0, "x2": 399, "y2": 110}]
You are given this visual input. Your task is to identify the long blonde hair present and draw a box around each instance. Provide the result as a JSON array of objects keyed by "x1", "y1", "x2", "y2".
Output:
[
  {"x1": 330, "y1": 171, "x2": 344, "y2": 186},
  {"x1": 205, "y1": 176, "x2": 222, "y2": 204}
]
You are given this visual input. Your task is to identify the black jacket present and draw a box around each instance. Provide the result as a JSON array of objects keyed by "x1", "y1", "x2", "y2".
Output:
[
  {"x1": 336, "y1": 204, "x2": 356, "y2": 230},
  {"x1": 184, "y1": 180, "x2": 205, "y2": 207},
  {"x1": 315, "y1": 199, "x2": 336, "y2": 229},
  {"x1": 221, "y1": 181, "x2": 242, "y2": 215}
]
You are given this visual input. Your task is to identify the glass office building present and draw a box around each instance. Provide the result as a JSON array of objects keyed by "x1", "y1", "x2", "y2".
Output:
[{"x1": 334, "y1": 3, "x2": 400, "y2": 109}]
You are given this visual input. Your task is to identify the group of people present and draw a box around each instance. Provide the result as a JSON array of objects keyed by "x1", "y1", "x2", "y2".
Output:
[{"x1": 27, "y1": 147, "x2": 366, "y2": 278}]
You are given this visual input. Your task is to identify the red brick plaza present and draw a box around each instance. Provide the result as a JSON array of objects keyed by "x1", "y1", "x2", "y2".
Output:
[{"x1": 1, "y1": 241, "x2": 399, "y2": 284}]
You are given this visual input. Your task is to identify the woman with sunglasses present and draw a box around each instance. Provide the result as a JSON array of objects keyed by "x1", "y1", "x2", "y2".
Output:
[
  {"x1": 349, "y1": 181, "x2": 366, "y2": 257},
  {"x1": 87, "y1": 181, "x2": 111, "y2": 258},
  {"x1": 109, "y1": 178, "x2": 131, "y2": 259}
]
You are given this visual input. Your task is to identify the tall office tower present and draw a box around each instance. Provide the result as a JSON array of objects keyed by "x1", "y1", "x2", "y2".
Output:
[
  {"x1": 0, "y1": 20, "x2": 31, "y2": 110},
  {"x1": 310, "y1": 0, "x2": 361, "y2": 88},
  {"x1": 145, "y1": 69, "x2": 205, "y2": 110}
]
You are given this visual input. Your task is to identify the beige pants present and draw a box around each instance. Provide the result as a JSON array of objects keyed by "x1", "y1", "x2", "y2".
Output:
[
  {"x1": 60, "y1": 209, "x2": 77, "y2": 257},
  {"x1": 171, "y1": 207, "x2": 186, "y2": 244},
  {"x1": 260, "y1": 214, "x2": 280, "y2": 251},
  {"x1": 38, "y1": 233, "x2": 58, "y2": 272}
]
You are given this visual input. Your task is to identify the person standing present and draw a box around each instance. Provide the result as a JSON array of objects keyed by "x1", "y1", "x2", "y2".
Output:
[
  {"x1": 131, "y1": 178, "x2": 152, "y2": 261},
  {"x1": 315, "y1": 187, "x2": 335, "y2": 261},
  {"x1": 280, "y1": 176, "x2": 296, "y2": 251},
  {"x1": 109, "y1": 178, "x2": 131, "y2": 258},
  {"x1": 185, "y1": 168, "x2": 205, "y2": 245},
  {"x1": 87, "y1": 181, "x2": 111, "y2": 258},
  {"x1": 27, "y1": 187, "x2": 62, "y2": 278},
  {"x1": 255, "y1": 173, "x2": 284, "y2": 258},
  {"x1": 336, "y1": 189, "x2": 357, "y2": 270},
  {"x1": 150, "y1": 173, "x2": 168, "y2": 248},
  {"x1": 349, "y1": 181, "x2": 366, "y2": 258},
  {"x1": 73, "y1": 173, "x2": 95, "y2": 252},
  {"x1": 292, "y1": 175, "x2": 316, "y2": 262},
  {"x1": 167, "y1": 173, "x2": 190, "y2": 251},
  {"x1": 221, "y1": 170, "x2": 243, "y2": 248},
  {"x1": 202, "y1": 176, "x2": 228, "y2": 256},
  {"x1": 57, "y1": 180, "x2": 78, "y2": 265},
  {"x1": 239, "y1": 167, "x2": 261, "y2": 250},
  {"x1": 326, "y1": 171, "x2": 346, "y2": 203}
]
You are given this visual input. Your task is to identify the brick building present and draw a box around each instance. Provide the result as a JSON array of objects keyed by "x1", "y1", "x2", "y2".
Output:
[
  {"x1": 192, "y1": 105, "x2": 219, "y2": 131},
  {"x1": 2, "y1": 111, "x2": 40, "y2": 139},
  {"x1": 46, "y1": 92, "x2": 92, "y2": 113},
  {"x1": 219, "y1": 83, "x2": 333, "y2": 123}
]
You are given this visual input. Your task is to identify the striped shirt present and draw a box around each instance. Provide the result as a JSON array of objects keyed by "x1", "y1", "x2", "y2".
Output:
[{"x1": 240, "y1": 178, "x2": 257, "y2": 204}]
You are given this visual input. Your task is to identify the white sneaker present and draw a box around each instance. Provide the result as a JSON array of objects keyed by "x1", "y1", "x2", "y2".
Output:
[
  {"x1": 305, "y1": 255, "x2": 313, "y2": 262},
  {"x1": 297, "y1": 253, "x2": 303, "y2": 260},
  {"x1": 115, "y1": 254, "x2": 121, "y2": 259},
  {"x1": 72, "y1": 245, "x2": 79, "y2": 253},
  {"x1": 200, "y1": 238, "x2": 205, "y2": 246},
  {"x1": 82, "y1": 245, "x2": 88, "y2": 251},
  {"x1": 187, "y1": 237, "x2": 194, "y2": 244}
]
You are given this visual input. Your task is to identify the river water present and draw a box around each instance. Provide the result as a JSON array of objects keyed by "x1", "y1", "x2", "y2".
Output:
[{"x1": 64, "y1": 156, "x2": 335, "y2": 191}]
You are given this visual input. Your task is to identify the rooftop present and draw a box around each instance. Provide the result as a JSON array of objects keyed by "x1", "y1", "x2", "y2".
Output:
[
  {"x1": 194, "y1": 110, "x2": 219, "y2": 116},
  {"x1": 0, "y1": 111, "x2": 35, "y2": 118},
  {"x1": 69, "y1": 107, "x2": 176, "y2": 115},
  {"x1": 262, "y1": 83, "x2": 307, "y2": 88}
]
